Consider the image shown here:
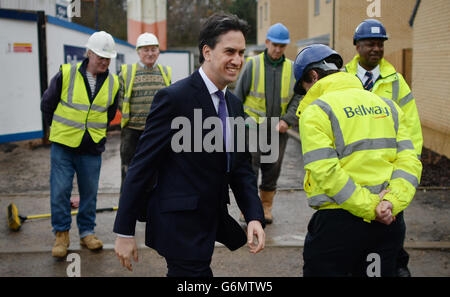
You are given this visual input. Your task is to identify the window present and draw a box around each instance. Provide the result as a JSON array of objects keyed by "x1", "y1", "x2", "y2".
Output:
[{"x1": 315, "y1": 0, "x2": 320, "y2": 16}]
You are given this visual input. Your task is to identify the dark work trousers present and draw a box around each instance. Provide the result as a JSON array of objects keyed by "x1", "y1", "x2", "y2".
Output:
[
  {"x1": 396, "y1": 213, "x2": 410, "y2": 269},
  {"x1": 165, "y1": 258, "x2": 213, "y2": 277},
  {"x1": 303, "y1": 209, "x2": 405, "y2": 277},
  {"x1": 120, "y1": 127, "x2": 143, "y2": 194},
  {"x1": 246, "y1": 126, "x2": 289, "y2": 192}
]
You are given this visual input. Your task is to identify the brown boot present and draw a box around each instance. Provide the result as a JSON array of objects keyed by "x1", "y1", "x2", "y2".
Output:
[
  {"x1": 80, "y1": 234, "x2": 103, "y2": 250},
  {"x1": 260, "y1": 190, "x2": 276, "y2": 224},
  {"x1": 52, "y1": 231, "x2": 70, "y2": 258}
]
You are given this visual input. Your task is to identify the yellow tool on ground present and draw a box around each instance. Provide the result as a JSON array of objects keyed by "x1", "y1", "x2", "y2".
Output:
[{"x1": 7, "y1": 202, "x2": 118, "y2": 231}]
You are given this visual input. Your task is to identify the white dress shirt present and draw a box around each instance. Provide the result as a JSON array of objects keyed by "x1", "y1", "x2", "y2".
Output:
[
  {"x1": 356, "y1": 63, "x2": 380, "y2": 86},
  {"x1": 198, "y1": 66, "x2": 231, "y2": 153}
]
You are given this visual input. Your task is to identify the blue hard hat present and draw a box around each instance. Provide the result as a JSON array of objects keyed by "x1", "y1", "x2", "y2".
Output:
[
  {"x1": 293, "y1": 44, "x2": 343, "y2": 95},
  {"x1": 266, "y1": 23, "x2": 290, "y2": 44},
  {"x1": 353, "y1": 19, "x2": 388, "y2": 45}
]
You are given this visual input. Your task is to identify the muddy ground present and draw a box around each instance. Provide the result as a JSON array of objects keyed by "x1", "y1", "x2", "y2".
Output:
[
  {"x1": 0, "y1": 131, "x2": 448, "y2": 277},
  {"x1": 420, "y1": 147, "x2": 450, "y2": 187},
  {"x1": 0, "y1": 132, "x2": 448, "y2": 194}
]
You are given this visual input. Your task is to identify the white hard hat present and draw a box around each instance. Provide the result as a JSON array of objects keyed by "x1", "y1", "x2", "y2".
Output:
[
  {"x1": 136, "y1": 33, "x2": 159, "y2": 49},
  {"x1": 86, "y1": 31, "x2": 117, "y2": 59}
]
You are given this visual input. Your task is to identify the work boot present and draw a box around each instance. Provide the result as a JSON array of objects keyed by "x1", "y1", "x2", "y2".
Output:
[
  {"x1": 397, "y1": 267, "x2": 412, "y2": 277},
  {"x1": 52, "y1": 230, "x2": 70, "y2": 258},
  {"x1": 260, "y1": 190, "x2": 276, "y2": 224},
  {"x1": 80, "y1": 234, "x2": 103, "y2": 250}
]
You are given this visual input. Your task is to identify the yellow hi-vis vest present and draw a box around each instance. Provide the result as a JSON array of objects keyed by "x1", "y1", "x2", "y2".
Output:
[
  {"x1": 243, "y1": 52, "x2": 295, "y2": 124},
  {"x1": 345, "y1": 55, "x2": 423, "y2": 157},
  {"x1": 120, "y1": 63, "x2": 172, "y2": 128},
  {"x1": 49, "y1": 63, "x2": 119, "y2": 147},
  {"x1": 296, "y1": 72, "x2": 422, "y2": 222}
]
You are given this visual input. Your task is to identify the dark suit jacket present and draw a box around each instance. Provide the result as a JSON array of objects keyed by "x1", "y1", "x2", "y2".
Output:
[{"x1": 113, "y1": 70, "x2": 265, "y2": 261}]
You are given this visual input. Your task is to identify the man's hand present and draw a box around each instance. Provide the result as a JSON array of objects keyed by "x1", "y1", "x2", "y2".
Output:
[
  {"x1": 276, "y1": 120, "x2": 289, "y2": 133},
  {"x1": 375, "y1": 189, "x2": 395, "y2": 225},
  {"x1": 114, "y1": 236, "x2": 138, "y2": 271},
  {"x1": 375, "y1": 200, "x2": 395, "y2": 225},
  {"x1": 247, "y1": 220, "x2": 265, "y2": 254}
]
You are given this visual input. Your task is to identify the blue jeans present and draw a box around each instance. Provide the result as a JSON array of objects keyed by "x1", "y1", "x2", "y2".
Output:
[{"x1": 50, "y1": 143, "x2": 102, "y2": 238}]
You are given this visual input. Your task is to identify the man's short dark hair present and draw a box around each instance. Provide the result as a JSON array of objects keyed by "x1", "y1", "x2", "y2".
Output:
[{"x1": 198, "y1": 13, "x2": 249, "y2": 64}]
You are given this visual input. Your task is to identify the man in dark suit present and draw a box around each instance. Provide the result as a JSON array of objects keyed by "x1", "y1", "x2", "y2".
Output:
[{"x1": 113, "y1": 14, "x2": 266, "y2": 277}]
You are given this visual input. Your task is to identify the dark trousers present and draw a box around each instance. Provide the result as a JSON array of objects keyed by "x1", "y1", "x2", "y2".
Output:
[
  {"x1": 120, "y1": 127, "x2": 143, "y2": 194},
  {"x1": 397, "y1": 247, "x2": 410, "y2": 268},
  {"x1": 303, "y1": 209, "x2": 405, "y2": 277},
  {"x1": 165, "y1": 258, "x2": 213, "y2": 277},
  {"x1": 247, "y1": 128, "x2": 289, "y2": 192},
  {"x1": 396, "y1": 213, "x2": 410, "y2": 270}
]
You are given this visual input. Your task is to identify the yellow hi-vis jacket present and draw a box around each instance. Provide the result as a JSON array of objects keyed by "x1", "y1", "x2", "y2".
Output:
[
  {"x1": 296, "y1": 72, "x2": 422, "y2": 222},
  {"x1": 243, "y1": 52, "x2": 295, "y2": 124},
  {"x1": 49, "y1": 63, "x2": 119, "y2": 147},
  {"x1": 345, "y1": 55, "x2": 423, "y2": 157},
  {"x1": 120, "y1": 63, "x2": 171, "y2": 128}
]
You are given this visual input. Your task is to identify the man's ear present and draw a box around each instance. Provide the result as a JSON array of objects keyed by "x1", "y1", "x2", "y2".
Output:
[
  {"x1": 202, "y1": 45, "x2": 211, "y2": 63},
  {"x1": 311, "y1": 69, "x2": 319, "y2": 84},
  {"x1": 355, "y1": 41, "x2": 361, "y2": 54}
]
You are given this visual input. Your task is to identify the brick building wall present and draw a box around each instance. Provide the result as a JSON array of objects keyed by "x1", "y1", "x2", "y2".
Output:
[
  {"x1": 306, "y1": 0, "x2": 333, "y2": 46},
  {"x1": 257, "y1": 0, "x2": 449, "y2": 157},
  {"x1": 292, "y1": 0, "x2": 414, "y2": 72},
  {"x1": 334, "y1": 0, "x2": 414, "y2": 72},
  {"x1": 307, "y1": 0, "x2": 333, "y2": 42},
  {"x1": 412, "y1": 0, "x2": 450, "y2": 157},
  {"x1": 257, "y1": 0, "x2": 308, "y2": 60}
]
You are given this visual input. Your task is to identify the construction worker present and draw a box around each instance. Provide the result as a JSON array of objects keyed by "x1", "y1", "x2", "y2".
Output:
[
  {"x1": 345, "y1": 19, "x2": 423, "y2": 277},
  {"x1": 234, "y1": 23, "x2": 300, "y2": 224},
  {"x1": 41, "y1": 31, "x2": 120, "y2": 258},
  {"x1": 118, "y1": 33, "x2": 171, "y2": 193},
  {"x1": 294, "y1": 44, "x2": 422, "y2": 276}
]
